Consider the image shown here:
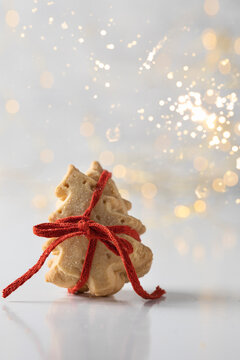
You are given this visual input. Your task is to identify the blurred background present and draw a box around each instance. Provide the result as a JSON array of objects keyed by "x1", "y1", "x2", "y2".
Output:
[{"x1": 0, "y1": 0, "x2": 239, "y2": 294}]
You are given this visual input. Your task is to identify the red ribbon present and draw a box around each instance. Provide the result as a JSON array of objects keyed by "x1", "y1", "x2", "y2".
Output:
[{"x1": 2, "y1": 170, "x2": 165, "y2": 300}]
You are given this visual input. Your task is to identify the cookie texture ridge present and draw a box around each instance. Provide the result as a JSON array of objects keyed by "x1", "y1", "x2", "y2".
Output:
[{"x1": 43, "y1": 161, "x2": 153, "y2": 296}]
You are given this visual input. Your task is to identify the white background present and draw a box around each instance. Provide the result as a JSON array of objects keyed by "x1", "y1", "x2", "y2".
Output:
[{"x1": 0, "y1": 1, "x2": 240, "y2": 359}]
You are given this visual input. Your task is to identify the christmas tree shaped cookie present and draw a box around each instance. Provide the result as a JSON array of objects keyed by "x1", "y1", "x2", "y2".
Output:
[{"x1": 43, "y1": 161, "x2": 153, "y2": 296}]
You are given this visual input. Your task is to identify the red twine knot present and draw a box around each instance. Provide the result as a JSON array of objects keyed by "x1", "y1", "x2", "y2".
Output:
[
  {"x1": 2, "y1": 169, "x2": 165, "y2": 300},
  {"x1": 77, "y1": 218, "x2": 91, "y2": 236}
]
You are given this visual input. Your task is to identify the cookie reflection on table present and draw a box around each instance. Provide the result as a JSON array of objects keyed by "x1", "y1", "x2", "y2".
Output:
[
  {"x1": 46, "y1": 291, "x2": 151, "y2": 360},
  {"x1": 2, "y1": 305, "x2": 45, "y2": 358}
]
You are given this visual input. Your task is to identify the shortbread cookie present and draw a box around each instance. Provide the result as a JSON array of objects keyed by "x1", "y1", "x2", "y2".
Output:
[{"x1": 43, "y1": 161, "x2": 152, "y2": 296}]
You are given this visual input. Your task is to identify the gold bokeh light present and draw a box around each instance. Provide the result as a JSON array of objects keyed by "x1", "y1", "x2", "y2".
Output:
[
  {"x1": 234, "y1": 38, "x2": 240, "y2": 55},
  {"x1": 223, "y1": 171, "x2": 238, "y2": 187},
  {"x1": 5, "y1": 10, "x2": 19, "y2": 28},
  {"x1": 194, "y1": 200, "x2": 207, "y2": 213},
  {"x1": 174, "y1": 205, "x2": 190, "y2": 218},
  {"x1": 194, "y1": 156, "x2": 208, "y2": 172},
  {"x1": 204, "y1": 0, "x2": 219, "y2": 16},
  {"x1": 113, "y1": 164, "x2": 126, "y2": 178},
  {"x1": 40, "y1": 149, "x2": 54, "y2": 163},
  {"x1": 32, "y1": 195, "x2": 48, "y2": 209},
  {"x1": 80, "y1": 122, "x2": 95, "y2": 137},
  {"x1": 141, "y1": 182, "x2": 158, "y2": 199},
  {"x1": 40, "y1": 71, "x2": 54, "y2": 88},
  {"x1": 99, "y1": 151, "x2": 114, "y2": 166},
  {"x1": 5, "y1": 99, "x2": 19, "y2": 114},
  {"x1": 202, "y1": 29, "x2": 217, "y2": 50},
  {"x1": 212, "y1": 178, "x2": 226, "y2": 192}
]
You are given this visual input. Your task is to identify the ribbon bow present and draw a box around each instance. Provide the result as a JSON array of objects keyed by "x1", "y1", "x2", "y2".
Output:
[{"x1": 2, "y1": 170, "x2": 165, "y2": 300}]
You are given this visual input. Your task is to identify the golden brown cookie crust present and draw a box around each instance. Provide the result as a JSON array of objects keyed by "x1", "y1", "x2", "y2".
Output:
[{"x1": 44, "y1": 161, "x2": 152, "y2": 296}]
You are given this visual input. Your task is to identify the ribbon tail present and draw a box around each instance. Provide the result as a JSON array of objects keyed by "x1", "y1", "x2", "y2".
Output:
[
  {"x1": 107, "y1": 230, "x2": 165, "y2": 300},
  {"x1": 68, "y1": 238, "x2": 97, "y2": 294},
  {"x1": 2, "y1": 233, "x2": 81, "y2": 298},
  {"x1": 120, "y1": 247, "x2": 165, "y2": 299}
]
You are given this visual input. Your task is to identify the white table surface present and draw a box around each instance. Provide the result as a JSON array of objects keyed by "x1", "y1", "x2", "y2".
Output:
[
  {"x1": 1, "y1": 283, "x2": 240, "y2": 360},
  {"x1": 1, "y1": 203, "x2": 240, "y2": 360},
  {"x1": 1, "y1": 193, "x2": 240, "y2": 360}
]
